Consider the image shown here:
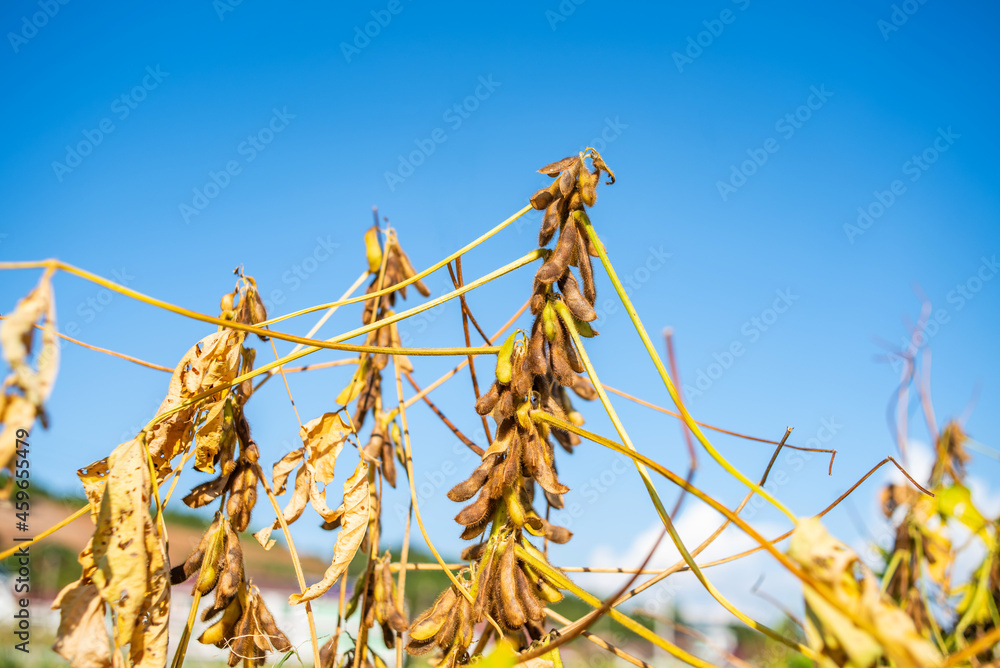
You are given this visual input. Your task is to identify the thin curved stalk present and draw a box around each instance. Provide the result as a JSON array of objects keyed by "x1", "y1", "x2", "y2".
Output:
[
  {"x1": 576, "y1": 213, "x2": 796, "y2": 521},
  {"x1": 554, "y1": 301, "x2": 816, "y2": 657},
  {"x1": 259, "y1": 204, "x2": 533, "y2": 326}
]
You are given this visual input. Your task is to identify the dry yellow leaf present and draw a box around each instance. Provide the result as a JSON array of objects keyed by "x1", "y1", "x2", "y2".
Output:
[
  {"x1": 51, "y1": 579, "x2": 112, "y2": 668},
  {"x1": 300, "y1": 412, "x2": 350, "y2": 485},
  {"x1": 290, "y1": 460, "x2": 370, "y2": 604},
  {"x1": 89, "y1": 439, "x2": 153, "y2": 645},
  {"x1": 0, "y1": 272, "x2": 59, "y2": 481},
  {"x1": 790, "y1": 517, "x2": 943, "y2": 668},
  {"x1": 129, "y1": 498, "x2": 170, "y2": 668}
]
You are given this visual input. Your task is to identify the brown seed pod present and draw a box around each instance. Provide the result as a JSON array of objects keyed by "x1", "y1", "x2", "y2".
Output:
[
  {"x1": 529, "y1": 181, "x2": 559, "y2": 210},
  {"x1": 254, "y1": 589, "x2": 292, "y2": 652},
  {"x1": 409, "y1": 587, "x2": 457, "y2": 643},
  {"x1": 522, "y1": 438, "x2": 569, "y2": 496},
  {"x1": 454, "y1": 487, "x2": 497, "y2": 527},
  {"x1": 493, "y1": 387, "x2": 515, "y2": 421},
  {"x1": 380, "y1": 437, "x2": 397, "y2": 488},
  {"x1": 540, "y1": 518, "x2": 573, "y2": 544},
  {"x1": 579, "y1": 167, "x2": 598, "y2": 206},
  {"x1": 475, "y1": 381, "x2": 501, "y2": 415},
  {"x1": 497, "y1": 541, "x2": 526, "y2": 630},
  {"x1": 535, "y1": 217, "x2": 579, "y2": 285},
  {"x1": 549, "y1": 320, "x2": 578, "y2": 386},
  {"x1": 433, "y1": 590, "x2": 462, "y2": 650},
  {"x1": 473, "y1": 550, "x2": 497, "y2": 613},
  {"x1": 394, "y1": 246, "x2": 431, "y2": 297},
  {"x1": 527, "y1": 324, "x2": 548, "y2": 377},
  {"x1": 204, "y1": 521, "x2": 244, "y2": 620},
  {"x1": 226, "y1": 461, "x2": 258, "y2": 533},
  {"x1": 538, "y1": 198, "x2": 562, "y2": 246},
  {"x1": 578, "y1": 244, "x2": 596, "y2": 303},
  {"x1": 195, "y1": 520, "x2": 228, "y2": 596},
  {"x1": 459, "y1": 516, "x2": 491, "y2": 541},
  {"x1": 447, "y1": 458, "x2": 492, "y2": 502},
  {"x1": 461, "y1": 542, "x2": 487, "y2": 562},
  {"x1": 226, "y1": 603, "x2": 256, "y2": 667},
  {"x1": 171, "y1": 514, "x2": 221, "y2": 585},
  {"x1": 515, "y1": 564, "x2": 546, "y2": 623},
  {"x1": 537, "y1": 155, "x2": 577, "y2": 175},
  {"x1": 511, "y1": 353, "x2": 532, "y2": 400},
  {"x1": 558, "y1": 272, "x2": 597, "y2": 322},
  {"x1": 570, "y1": 375, "x2": 597, "y2": 400}
]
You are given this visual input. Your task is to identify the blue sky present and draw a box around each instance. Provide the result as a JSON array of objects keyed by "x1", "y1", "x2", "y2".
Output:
[{"x1": 2, "y1": 0, "x2": 999, "y2": 626}]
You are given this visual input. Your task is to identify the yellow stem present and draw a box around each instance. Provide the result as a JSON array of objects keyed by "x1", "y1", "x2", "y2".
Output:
[
  {"x1": 259, "y1": 204, "x2": 533, "y2": 326},
  {"x1": 254, "y1": 461, "x2": 323, "y2": 668},
  {"x1": 0, "y1": 504, "x2": 89, "y2": 560},
  {"x1": 555, "y1": 300, "x2": 813, "y2": 658},
  {"x1": 577, "y1": 213, "x2": 796, "y2": 522},
  {"x1": 515, "y1": 544, "x2": 716, "y2": 668},
  {"x1": 389, "y1": 355, "x2": 505, "y2": 638}
]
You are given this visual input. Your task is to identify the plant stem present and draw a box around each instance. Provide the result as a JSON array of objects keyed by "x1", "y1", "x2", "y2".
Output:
[
  {"x1": 576, "y1": 212, "x2": 797, "y2": 522},
  {"x1": 254, "y1": 460, "x2": 322, "y2": 668}
]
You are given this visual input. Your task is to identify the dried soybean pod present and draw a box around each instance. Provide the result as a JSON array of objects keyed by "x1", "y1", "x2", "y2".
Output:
[
  {"x1": 497, "y1": 540, "x2": 526, "y2": 629},
  {"x1": 475, "y1": 381, "x2": 501, "y2": 415},
  {"x1": 539, "y1": 198, "x2": 562, "y2": 246},
  {"x1": 171, "y1": 514, "x2": 220, "y2": 585},
  {"x1": 493, "y1": 387, "x2": 515, "y2": 420},
  {"x1": 433, "y1": 591, "x2": 462, "y2": 650},
  {"x1": 522, "y1": 440, "x2": 569, "y2": 496},
  {"x1": 579, "y1": 167, "x2": 598, "y2": 206},
  {"x1": 454, "y1": 488, "x2": 496, "y2": 526},
  {"x1": 541, "y1": 518, "x2": 573, "y2": 544},
  {"x1": 195, "y1": 520, "x2": 227, "y2": 595},
  {"x1": 558, "y1": 272, "x2": 597, "y2": 322},
  {"x1": 557, "y1": 162, "x2": 577, "y2": 196},
  {"x1": 256, "y1": 594, "x2": 292, "y2": 651},
  {"x1": 447, "y1": 459, "x2": 492, "y2": 502},
  {"x1": 380, "y1": 437, "x2": 397, "y2": 488},
  {"x1": 549, "y1": 320, "x2": 577, "y2": 386},
  {"x1": 515, "y1": 565, "x2": 546, "y2": 623},
  {"x1": 536, "y1": 218, "x2": 578, "y2": 285},
  {"x1": 459, "y1": 517, "x2": 490, "y2": 541},
  {"x1": 529, "y1": 181, "x2": 559, "y2": 209},
  {"x1": 206, "y1": 521, "x2": 245, "y2": 619},
  {"x1": 225, "y1": 603, "x2": 255, "y2": 667},
  {"x1": 409, "y1": 588, "x2": 456, "y2": 641},
  {"x1": 461, "y1": 542, "x2": 486, "y2": 562},
  {"x1": 527, "y1": 324, "x2": 548, "y2": 377},
  {"x1": 538, "y1": 155, "x2": 577, "y2": 175},
  {"x1": 473, "y1": 549, "x2": 497, "y2": 612}
]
